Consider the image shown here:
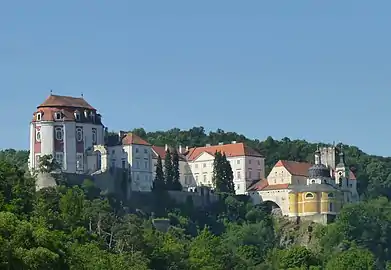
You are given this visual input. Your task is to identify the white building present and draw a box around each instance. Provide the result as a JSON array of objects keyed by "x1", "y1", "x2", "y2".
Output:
[
  {"x1": 151, "y1": 142, "x2": 265, "y2": 195},
  {"x1": 30, "y1": 94, "x2": 265, "y2": 195},
  {"x1": 29, "y1": 94, "x2": 105, "y2": 173}
]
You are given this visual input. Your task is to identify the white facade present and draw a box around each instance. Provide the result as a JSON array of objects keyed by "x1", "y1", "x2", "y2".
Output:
[
  {"x1": 151, "y1": 144, "x2": 265, "y2": 195},
  {"x1": 29, "y1": 121, "x2": 104, "y2": 174},
  {"x1": 106, "y1": 144, "x2": 153, "y2": 192}
]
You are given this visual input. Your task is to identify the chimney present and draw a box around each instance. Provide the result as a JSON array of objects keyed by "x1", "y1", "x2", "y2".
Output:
[
  {"x1": 231, "y1": 141, "x2": 237, "y2": 144},
  {"x1": 218, "y1": 142, "x2": 224, "y2": 145},
  {"x1": 179, "y1": 145, "x2": 182, "y2": 154},
  {"x1": 185, "y1": 146, "x2": 189, "y2": 151},
  {"x1": 165, "y1": 144, "x2": 168, "y2": 151},
  {"x1": 118, "y1": 131, "x2": 126, "y2": 143}
]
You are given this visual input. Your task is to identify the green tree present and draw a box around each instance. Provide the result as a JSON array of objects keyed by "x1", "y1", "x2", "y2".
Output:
[
  {"x1": 153, "y1": 155, "x2": 165, "y2": 191},
  {"x1": 325, "y1": 246, "x2": 376, "y2": 270},
  {"x1": 212, "y1": 151, "x2": 234, "y2": 193},
  {"x1": 164, "y1": 149, "x2": 173, "y2": 190},
  {"x1": 172, "y1": 149, "x2": 182, "y2": 191}
]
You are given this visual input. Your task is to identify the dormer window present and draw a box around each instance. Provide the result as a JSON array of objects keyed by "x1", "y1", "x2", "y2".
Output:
[
  {"x1": 90, "y1": 111, "x2": 95, "y2": 122},
  {"x1": 55, "y1": 112, "x2": 62, "y2": 120},
  {"x1": 36, "y1": 113, "x2": 42, "y2": 121},
  {"x1": 74, "y1": 111, "x2": 81, "y2": 121}
]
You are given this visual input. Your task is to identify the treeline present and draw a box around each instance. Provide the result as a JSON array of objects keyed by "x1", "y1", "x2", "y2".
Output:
[
  {"x1": 4, "y1": 126, "x2": 391, "y2": 199},
  {"x1": 0, "y1": 158, "x2": 390, "y2": 269}
]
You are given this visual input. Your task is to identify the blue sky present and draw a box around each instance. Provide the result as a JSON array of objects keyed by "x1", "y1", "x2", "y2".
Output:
[{"x1": 0, "y1": 1, "x2": 390, "y2": 156}]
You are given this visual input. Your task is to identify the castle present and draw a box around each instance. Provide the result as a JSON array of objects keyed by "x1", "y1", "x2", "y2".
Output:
[
  {"x1": 29, "y1": 94, "x2": 265, "y2": 195},
  {"x1": 29, "y1": 94, "x2": 359, "y2": 223}
]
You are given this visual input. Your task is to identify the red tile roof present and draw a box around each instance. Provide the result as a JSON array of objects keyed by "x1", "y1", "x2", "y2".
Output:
[
  {"x1": 122, "y1": 133, "x2": 151, "y2": 146},
  {"x1": 247, "y1": 179, "x2": 290, "y2": 191},
  {"x1": 186, "y1": 142, "x2": 262, "y2": 161},
  {"x1": 275, "y1": 160, "x2": 356, "y2": 180},
  {"x1": 38, "y1": 95, "x2": 95, "y2": 110},
  {"x1": 275, "y1": 160, "x2": 313, "y2": 177},
  {"x1": 151, "y1": 145, "x2": 187, "y2": 161}
]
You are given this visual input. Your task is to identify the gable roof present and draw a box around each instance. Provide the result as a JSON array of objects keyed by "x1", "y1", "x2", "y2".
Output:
[
  {"x1": 38, "y1": 94, "x2": 95, "y2": 110},
  {"x1": 122, "y1": 133, "x2": 151, "y2": 146},
  {"x1": 151, "y1": 145, "x2": 187, "y2": 161},
  {"x1": 247, "y1": 179, "x2": 290, "y2": 191},
  {"x1": 274, "y1": 160, "x2": 356, "y2": 180},
  {"x1": 275, "y1": 160, "x2": 313, "y2": 177},
  {"x1": 186, "y1": 142, "x2": 262, "y2": 161}
]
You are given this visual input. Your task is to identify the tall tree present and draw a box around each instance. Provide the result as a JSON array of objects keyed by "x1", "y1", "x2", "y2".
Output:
[
  {"x1": 164, "y1": 149, "x2": 173, "y2": 190},
  {"x1": 221, "y1": 153, "x2": 235, "y2": 194},
  {"x1": 212, "y1": 151, "x2": 235, "y2": 193},
  {"x1": 153, "y1": 155, "x2": 165, "y2": 191},
  {"x1": 172, "y1": 149, "x2": 182, "y2": 191}
]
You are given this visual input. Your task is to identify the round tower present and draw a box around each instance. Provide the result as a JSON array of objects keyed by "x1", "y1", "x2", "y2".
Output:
[{"x1": 29, "y1": 94, "x2": 105, "y2": 174}]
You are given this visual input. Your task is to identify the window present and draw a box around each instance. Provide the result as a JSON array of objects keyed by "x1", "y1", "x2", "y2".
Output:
[
  {"x1": 144, "y1": 160, "x2": 148, "y2": 169},
  {"x1": 195, "y1": 175, "x2": 199, "y2": 182},
  {"x1": 203, "y1": 174, "x2": 207, "y2": 182},
  {"x1": 237, "y1": 160, "x2": 240, "y2": 164},
  {"x1": 55, "y1": 127, "x2": 63, "y2": 141},
  {"x1": 305, "y1": 193, "x2": 314, "y2": 199},
  {"x1": 249, "y1": 159, "x2": 252, "y2": 164},
  {"x1": 36, "y1": 113, "x2": 42, "y2": 121},
  {"x1": 35, "y1": 155, "x2": 41, "y2": 166},
  {"x1": 248, "y1": 170, "x2": 252, "y2": 179},
  {"x1": 55, "y1": 152, "x2": 64, "y2": 169},
  {"x1": 135, "y1": 148, "x2": 139, "y2": 153},
  {"x1": 195, "y1": 164, "x2": 198, "y2": 169},
  {"x1": 122, "y1": 159, "x2": 126, "y2": 169},
  {"x1": 92, "y1": 128, "x2": 97, "y2": 144},
  {"x1": 237, "y1": 171, "x2": 241, "y2": 179},
  {"x1": 258, "y1": 171, "x2": 261, "y2": 179},
  {"x1": 35, "y1": 129, "x2": 41, "y2": 142},
  {"x1": 311, "y1": 179, "x2": 316, "y2": 184},
  {"x1": 74, "y1": 111, "x2": 80, "y2": 121},
  {"x1": 136, "y1": 173, "x2": 140, "y2": 181},
  {"x1": 136, "y1": 160, "x2": 140, "y2": 169},
  {"x1": 112, "y1": 150, "x2": 115, "y2": 154},
  {"x1": 55, "y1": 112, "x2": 62, "y2": 120},
  {"x1": 203, "y1": 163, "x2": 206, "y2": 168},
  {"x1": 329, "y1": 203, "x2": 333, "y2": 212},
  {"x1": 84, "y1": 110, "x2": 89, "y2": 118},
  {"x1": 76, "y1": 154, "x2": 83, "y2": 171},
  {"x1": 111, "y1": 159, "x2": 116, "y2": 168},
  {"x1": 76, "y1": 128, "x2": 83, "y2": 142},
  {"x1": 144, "y1": 149, "x2": 148, "y2": 154},
  {"x1": 258, "y1": 160, "x2": 261, "y2": 165},
  {"x1": 237, "y1": 184, "x2": 240, "y2": 190},
  {"x1": 328, "y1": 193, "x2": 334, "y2": 198}
]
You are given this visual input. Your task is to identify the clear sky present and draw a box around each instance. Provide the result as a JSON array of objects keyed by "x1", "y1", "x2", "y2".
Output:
[{"x1": 0, "y1": 1, "x2": 390, "y2": 156}]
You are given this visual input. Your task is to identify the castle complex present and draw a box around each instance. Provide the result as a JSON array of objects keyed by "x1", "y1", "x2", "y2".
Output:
[{"x1": 29, "y1": 94, "x2": 359, "y2": 223}]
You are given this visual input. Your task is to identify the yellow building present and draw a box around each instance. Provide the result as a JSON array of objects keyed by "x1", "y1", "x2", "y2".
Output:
[{"x1": 247, "y1": 146, "x2": 358, "y2": 224}]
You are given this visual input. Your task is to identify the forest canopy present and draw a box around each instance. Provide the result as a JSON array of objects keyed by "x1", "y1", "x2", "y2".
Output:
[{"x1": 1, "y1": 126, "x2": 391, "y2": 269}]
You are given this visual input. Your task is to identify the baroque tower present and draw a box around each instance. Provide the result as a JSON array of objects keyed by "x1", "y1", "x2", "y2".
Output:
[{"x1": 29, "y1": 94, "x2": 105, "y2": 173}]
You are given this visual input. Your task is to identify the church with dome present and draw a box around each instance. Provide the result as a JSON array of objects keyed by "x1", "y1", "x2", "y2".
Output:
[{"x1": 247, "y1": 146, "x2": 359, "y2": 224}]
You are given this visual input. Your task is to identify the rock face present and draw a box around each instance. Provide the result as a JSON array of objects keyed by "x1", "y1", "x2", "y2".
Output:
[
  {"x1": 275, "y1": 217, "x2": 320, "y2": 249},
  {"x1": 36, "y1": 172, "x2": 57, "y2": 190}
]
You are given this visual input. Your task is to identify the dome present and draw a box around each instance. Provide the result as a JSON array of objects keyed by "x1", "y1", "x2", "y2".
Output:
[{"x1": 308, "y1": 164, "x2": 330, "y2": 178}]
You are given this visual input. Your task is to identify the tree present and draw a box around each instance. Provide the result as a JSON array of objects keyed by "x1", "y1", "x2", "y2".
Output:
[
  {"x1": 172, "y1": 149, "x2": 182, "y2": 191},
  {"x1": 153, "y1": 155, "x2": 165, "y2": 191},
  {"x1": 325, "y1": 246, "x2": 376, "y2": 270},
  {"x1": 164, "y1": 149, "x2": 173, "y2": 190},
  {"x1": 212, "y1": 151, "x2": 234, "y2": 193}
]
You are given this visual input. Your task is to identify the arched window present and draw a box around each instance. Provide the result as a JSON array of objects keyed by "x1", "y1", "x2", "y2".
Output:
[
  {"x1": 328, "y1": 193, "x2": 334, "y2": 198},
  {"x1": 305, "y1": 192, "x2": 314, "y2": 199},
  {"x1": 311, "y1": 179, "x2": 316, "y2": 184}
]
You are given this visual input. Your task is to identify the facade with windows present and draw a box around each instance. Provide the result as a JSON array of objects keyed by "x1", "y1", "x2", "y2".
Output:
[
  {"x1": 29, "y1": 94, "x2": 104, "y2": 174},
  {"x1": 247, "y1": 146, "x2": 359, "y2": 224},
  {"x1": 151, "y1": 142, "x2": 265, "y2": 195}
]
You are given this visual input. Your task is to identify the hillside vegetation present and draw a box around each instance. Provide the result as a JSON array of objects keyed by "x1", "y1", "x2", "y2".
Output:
[{"x1": 0, "y1": 126, "x2": 391, "y2": 269}]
